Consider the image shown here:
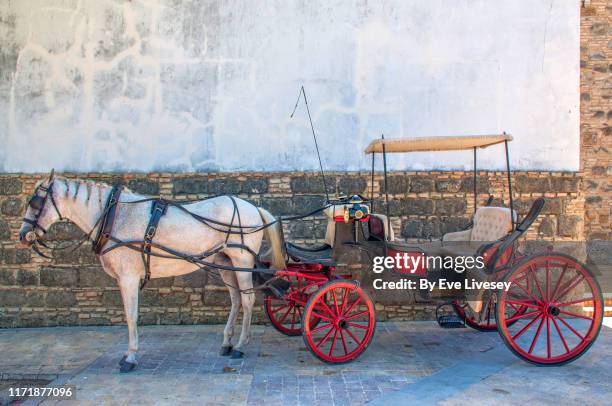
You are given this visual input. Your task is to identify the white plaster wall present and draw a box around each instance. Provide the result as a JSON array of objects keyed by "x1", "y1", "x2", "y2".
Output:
[{"x1": 0, "y1": 0, "x2": 579, "y2": 172}]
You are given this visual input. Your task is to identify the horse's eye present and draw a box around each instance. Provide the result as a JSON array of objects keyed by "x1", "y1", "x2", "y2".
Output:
[{"x1": 29, "y1": 196, "x2": 44, "y2": 211}]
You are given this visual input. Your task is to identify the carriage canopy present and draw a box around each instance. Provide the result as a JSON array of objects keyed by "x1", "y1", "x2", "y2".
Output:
[{"x1": 364, "y1": 134, "x2": 513, "y2": 154}]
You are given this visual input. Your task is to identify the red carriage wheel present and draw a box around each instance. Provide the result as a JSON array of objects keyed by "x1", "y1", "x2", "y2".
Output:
[
  {"x1": 264, "y1": 274, "x2": 320, "y2": 336},
  {"x1": 496, "y1": 253, "x2": 603, "y2": 365},
  {"x1": 302, "y1": 280, "x2": 376, "y2": 364}
]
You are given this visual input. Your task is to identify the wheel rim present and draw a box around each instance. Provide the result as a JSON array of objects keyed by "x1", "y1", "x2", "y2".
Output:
[
  {"x1": 303, "y1": 282, "x2": 375, "y2": 363},
  {"x1": 264, "y1": 275, "x2": 320, "y2": 335},
  {"x1": 498, "y1": 255, "x2": 603, "y2": 364}
]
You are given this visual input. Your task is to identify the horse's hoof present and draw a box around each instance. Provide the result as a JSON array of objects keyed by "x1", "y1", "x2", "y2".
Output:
[
  {"x1": 119, "y1": 361, "x2": 137, "y2": 373},
  {"x1": 118, "y1": 355, "x2": 127, "y2": 367},
  {"x1": 230, "y1": 349, "x2": 245, "y2": 359},
  {"x1": 220, "y1": 345, "x2": 233, "y2": 356}
]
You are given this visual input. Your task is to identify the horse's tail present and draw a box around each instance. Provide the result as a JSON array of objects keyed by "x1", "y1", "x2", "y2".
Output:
[{"x1": 257, "y1": 207, "x2": 286, "y2": 270}]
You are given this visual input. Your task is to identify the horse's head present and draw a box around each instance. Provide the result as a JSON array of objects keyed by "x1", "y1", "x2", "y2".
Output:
[{"x1": 19, "y1": 170, "x2": 63, "y2": 246}]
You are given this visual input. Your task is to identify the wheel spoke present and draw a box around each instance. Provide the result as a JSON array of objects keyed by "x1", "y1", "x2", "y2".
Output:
[
  {"x1": 557, "y1": 316, "x2": 585, "y2": 340},
  {"x1": 510, "y1": 278, "x2": 542, "y2": 305},
  {"x1": 546, "y1": 316, "x2": 551, "y2": 358},
  {"x1": 332, "y1": 289, "x2": 340, "y2": 315},
  {"x1": 550, "y1": 264, "x2": 568, "y2": 301},
  {"x1": 554, "y1": 273, "x2": 585, "y2": 302},
  {"x1": 512, "y1": 313, "x2": 542, "y2": 341},
  {"x1": 329, "y1": 328, "x2": 339, "y2": 356},
  {"x1": 278, "y1": 304, "x2": 294, "y2": 323},
  {"x1": 559, "y1": 309, "x2": 593, "y2": 321},
  {"x1": 311, "y1": 322, "x2": 333, "y2": 334},
  {"x1": 345, "y1": 325, "x2": 363, "y2": 344},
  {"x1": 506, "y1": 309, "x2": 541, "y2": 324},
  {"x1": 271, "y1": 304, "x2": 290, "y2": 314},
  {"x1": 505, "y1": 299, "x2": 541, "y2": 310},
  {"x1": 530, "y1": 268, "x2": 546, "y2": 302},
  {"x1": 310, "y1": 311, "x2": 334, "y2": 323},
  {"x1": 551, "y1": 316, "x2": 570, "y2": 354},
  {"x1": 528, "y1": 315, "x2": 546, "y2": 354},
  {"x1": 339, "y1": 288, "x2": 349, "y2": 315},
  {"x1": 557, "y1": 297, "x2": 594, "y2": 307},
  {"x1": 339, "y1": 328, "x2": 349, "y2": 355},
  {"x1": 290, "y1": 305, "x2": 297, "y2": 329},
  {"x1": 347, "y1": 322, "x2": 368, "y2": 330},
  {"x1": 319, "y1": 301, "x2": 337, "y2": 318},
  {"x1": 343, "y1": 296, "x2": 362, "y2": 316},
  {"x1": 316, "y1": 326, "x2": 335, "y2": 348},
  {"x1": 344, "y1": 310, "x2": 369, "y2": 321}
]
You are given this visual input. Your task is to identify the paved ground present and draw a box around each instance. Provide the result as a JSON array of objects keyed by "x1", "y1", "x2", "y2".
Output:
[{"x1": 0, "y1": 321, "x2": 610, "y2": 405}]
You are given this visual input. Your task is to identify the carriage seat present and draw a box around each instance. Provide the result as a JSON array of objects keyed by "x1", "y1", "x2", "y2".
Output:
[
  {"x1": 285, "y1": 242, "x2": 335, "y2": 267},
  {"x1": 422, "y1": 206, "x2": 515, "y2": 258},
  {"x1": 442, "y1": 206, "x2": 515, "y2": 244}
]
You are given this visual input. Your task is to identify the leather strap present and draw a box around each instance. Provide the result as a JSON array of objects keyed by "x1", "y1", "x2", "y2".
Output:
[
  {"x1": 140, "y1": 200, "x2": 168, "y2": 289},
  {"x1": 93, "y1": 185, "x2": 123, "y2": 255}
]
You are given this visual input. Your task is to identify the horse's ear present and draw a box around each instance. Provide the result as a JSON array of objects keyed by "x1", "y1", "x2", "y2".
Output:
[{"x1": 49, "y1": 169, "x2": 55, "y2": 181}]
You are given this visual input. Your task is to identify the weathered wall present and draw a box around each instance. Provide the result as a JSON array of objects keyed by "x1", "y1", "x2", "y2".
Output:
[
  {"x1": 0, "y1": 2, "x2": 609, "y2": 327},
  {"x1": 580, "y1": 1, "x2": 612, "y2": 240},
  {"x1": 0, "y1": 171, "x2": 583, "y2": 327},
  {"x1": 0, "y1": 0, "x2": 579, "y2": 172}
]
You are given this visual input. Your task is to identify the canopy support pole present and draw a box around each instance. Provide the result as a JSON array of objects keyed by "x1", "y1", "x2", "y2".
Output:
[
  {"x1": 381, "y1": 134, "x2": 391, "y2": 241},
  {"x1": 370, "y1": 152, "x2": 375, "y2": 212},
  {"x1": 473, "y1": 147, "x2": 477, "y2": 213},
  {"x1": 504, "y1": 139, "x2": 514, "y2": 230}
]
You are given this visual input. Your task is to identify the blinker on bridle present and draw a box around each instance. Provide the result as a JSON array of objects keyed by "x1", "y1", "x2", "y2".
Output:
[{"x1": 22, "y1": 181, "x2": 64, "y2": 240}]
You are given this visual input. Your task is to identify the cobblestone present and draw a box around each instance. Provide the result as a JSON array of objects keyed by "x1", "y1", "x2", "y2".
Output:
[{"x1": 0, "y1": 321, "x2": 610, "y2": 405}]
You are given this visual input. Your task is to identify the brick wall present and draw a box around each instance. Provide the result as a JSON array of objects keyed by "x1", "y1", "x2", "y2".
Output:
[
  {"x1": 0, "y1": 171, "x2": 584, "y2": 327},
  {"x1": 1, "y1": 2, "x2": 609, "y2": 327},
  {"x1": 581, "y1": 0, "x2": 612, "y2": 240}
]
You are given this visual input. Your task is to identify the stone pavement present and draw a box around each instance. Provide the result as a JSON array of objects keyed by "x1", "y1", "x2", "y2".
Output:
[{"x1": 0, "y1": 321, "x2": 610, "y2": 405}]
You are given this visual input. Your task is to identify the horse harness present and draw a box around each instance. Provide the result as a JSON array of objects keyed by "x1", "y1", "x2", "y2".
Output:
[
  {"x1": 92, "y1": 185, "x2": 123, "y2": 255},
  {"x1": 91, "y1": 187, "x2": 248, "y2": 289}
]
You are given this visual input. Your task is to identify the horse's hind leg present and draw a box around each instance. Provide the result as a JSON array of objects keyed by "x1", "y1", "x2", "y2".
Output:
[
  {"x1": 219, "y1": 268, "x2": 241, "y2": 356},
  {"x1": 117, "y1": 272, "x2": 141, "y2": 373},
  {"x1": 231, "y1": 265, "x2": 256, "y2": 359}
]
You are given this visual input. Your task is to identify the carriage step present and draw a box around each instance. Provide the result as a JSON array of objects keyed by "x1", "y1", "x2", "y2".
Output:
[{"x1": 437, "y1": 315, "x2": 466, "y2": 329}]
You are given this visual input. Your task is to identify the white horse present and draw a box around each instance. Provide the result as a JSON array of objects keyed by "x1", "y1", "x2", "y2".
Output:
[{"x1": 19, "y1": 173, "x2": 286, "y2": 372}]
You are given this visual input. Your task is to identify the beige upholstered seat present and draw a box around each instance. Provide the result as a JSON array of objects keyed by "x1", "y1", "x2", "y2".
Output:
[{"x1": 443, "y1": 206, "x2": 515, "y2": 244}]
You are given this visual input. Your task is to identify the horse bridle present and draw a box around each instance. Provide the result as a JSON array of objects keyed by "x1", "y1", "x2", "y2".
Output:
[{"x1": 23, "y1": 181, "x2": 64, "y2": 238}]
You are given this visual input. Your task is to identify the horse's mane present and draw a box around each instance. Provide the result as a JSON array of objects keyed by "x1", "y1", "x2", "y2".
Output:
[{"x1": 53, "y1": 176, "x2": 135, "y2": 204}]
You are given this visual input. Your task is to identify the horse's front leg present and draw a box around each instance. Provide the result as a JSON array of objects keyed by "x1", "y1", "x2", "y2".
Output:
[
  {"x1": 219, "y1": 268, "x2": 241, "y2": 356},
  {"x1": 118, "y1": 273, "x2": 141, "y2": 372},
  {"x1": 231, "y1": 270, "x2": 256, "y2": 359}
]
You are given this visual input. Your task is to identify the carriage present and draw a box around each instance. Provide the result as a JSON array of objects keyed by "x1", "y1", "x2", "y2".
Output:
[
  {"x1": 19, "y1": 134, "x2": 604, "y2": 370},
  {"x1": 263, "y1": 134, "x2": 604, "y2": 365}
]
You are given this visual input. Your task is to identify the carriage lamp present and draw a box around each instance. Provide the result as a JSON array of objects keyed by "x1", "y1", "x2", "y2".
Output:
[{"x1": 338, "y1": 196, "x2": 370, "y2": 223}]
